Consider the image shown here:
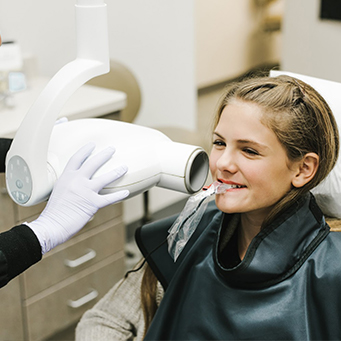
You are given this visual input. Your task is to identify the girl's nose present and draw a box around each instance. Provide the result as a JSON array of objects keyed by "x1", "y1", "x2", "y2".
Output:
[{"x1": 216, "y1": 149, "x2": 238, "y2": 174}]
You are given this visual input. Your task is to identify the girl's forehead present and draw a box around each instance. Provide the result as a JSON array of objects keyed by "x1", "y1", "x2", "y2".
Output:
[
  {"x1": 218, "y1": 101, "x2": 265, "y2": 128},
  {"x1": 216, "y1": 102, "x2": 279, "y2": 146}
]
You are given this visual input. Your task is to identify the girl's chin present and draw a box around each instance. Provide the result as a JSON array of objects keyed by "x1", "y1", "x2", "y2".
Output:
[{"x1": 215, "y1": 196, "x2": 241, "y2": 214}]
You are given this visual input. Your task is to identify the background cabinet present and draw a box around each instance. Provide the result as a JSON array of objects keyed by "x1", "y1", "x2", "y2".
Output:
[{"x1": 0, "y1": 174, "x2": 126, "y2": 340}]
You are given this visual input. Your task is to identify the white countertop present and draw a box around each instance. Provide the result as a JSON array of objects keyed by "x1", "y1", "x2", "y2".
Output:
[{"x1": 0, "y1": 77, "x2": 127, "y2": 138}]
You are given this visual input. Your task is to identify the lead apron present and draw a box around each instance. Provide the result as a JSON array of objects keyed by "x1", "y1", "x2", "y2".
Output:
[{"x1": 136, "y1": 194, "x2": 341, "y2": 340}]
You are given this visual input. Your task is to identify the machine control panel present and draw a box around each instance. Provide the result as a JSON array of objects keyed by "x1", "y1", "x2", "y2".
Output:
[{"x1": 6, "y1": 156, "x2": 32, "y2": 204}]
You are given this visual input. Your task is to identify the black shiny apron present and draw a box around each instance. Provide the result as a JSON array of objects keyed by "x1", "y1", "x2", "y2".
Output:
[{"x1": 136, "y1": 194, "x2": 341, "y2": 340}]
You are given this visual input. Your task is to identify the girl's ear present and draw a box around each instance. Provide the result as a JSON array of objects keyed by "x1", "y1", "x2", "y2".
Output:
[{"x1": 292, "y1": 153, "x2": 319, "y2": 188}]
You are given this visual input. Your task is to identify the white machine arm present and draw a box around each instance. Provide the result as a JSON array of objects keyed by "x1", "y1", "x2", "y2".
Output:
[
  {"x1": 5, "y1": 0, "x2": 209, "y2": 207},
  {"x1": 6, "y1": 0, "x2": 110, "y2": 205}
]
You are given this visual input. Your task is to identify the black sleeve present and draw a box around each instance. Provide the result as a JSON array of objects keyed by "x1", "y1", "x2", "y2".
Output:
[
  {"x1": 0, "y1": 224, "x2": 42, "y2": 288},
  {"x1": 0, "y1": 138, "x2": 13, "y2": 173}
]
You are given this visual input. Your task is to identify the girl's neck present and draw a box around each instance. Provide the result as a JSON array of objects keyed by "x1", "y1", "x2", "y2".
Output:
[{"x1": 238, "y1": 214, "x2": 263, "y2": 260}]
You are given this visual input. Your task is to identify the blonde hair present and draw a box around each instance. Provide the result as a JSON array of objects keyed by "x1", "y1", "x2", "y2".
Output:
[{"x1": 213, "y1": 74, "x2": 339, "y2": 226}]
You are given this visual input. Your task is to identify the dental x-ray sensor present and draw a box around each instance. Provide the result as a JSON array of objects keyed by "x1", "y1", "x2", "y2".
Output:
[{"x1": 5, "y1": 0, "x2": 209, "y2": 206}]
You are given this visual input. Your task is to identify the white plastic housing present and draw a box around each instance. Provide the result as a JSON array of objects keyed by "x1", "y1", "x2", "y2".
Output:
[{"x1": 48, "y1": 119, "x2": 209, "y2": 198}]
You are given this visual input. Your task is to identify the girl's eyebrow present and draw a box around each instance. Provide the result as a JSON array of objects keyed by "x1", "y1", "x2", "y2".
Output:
[{"x1": 213, "y1": 132, "x2": 224, "y2": 139}]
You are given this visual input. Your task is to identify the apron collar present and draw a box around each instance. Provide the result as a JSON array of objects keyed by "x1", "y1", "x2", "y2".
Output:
[{"x1": 214, "y1": 193, "x2": 329, "y2": 289}]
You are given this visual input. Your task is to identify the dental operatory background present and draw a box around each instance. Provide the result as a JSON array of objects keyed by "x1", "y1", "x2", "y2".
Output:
[{"x1": 0, "y1": 0, "x2": 340, "y2": 339}]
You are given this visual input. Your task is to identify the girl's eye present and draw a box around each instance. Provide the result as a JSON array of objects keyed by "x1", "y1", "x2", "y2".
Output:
[
  {"x1": 212, "y1": 140, "x2": 226, "y2": 147},
  {"x1": 243, "y1": 148, "x2": 259, "y2": 156}
]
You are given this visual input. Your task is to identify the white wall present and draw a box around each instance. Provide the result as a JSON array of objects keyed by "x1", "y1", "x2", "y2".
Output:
[
  {"x1": 282, "y1": 0, "x2": 341, "y2": 82},
  {"x1": 107, "y1": 0, "x2": 197, "y2": 130}
]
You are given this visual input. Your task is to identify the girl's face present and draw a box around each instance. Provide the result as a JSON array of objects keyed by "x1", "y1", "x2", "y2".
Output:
[{"x1": 209, "y1": 100, "x2": 299, "y2": 223}]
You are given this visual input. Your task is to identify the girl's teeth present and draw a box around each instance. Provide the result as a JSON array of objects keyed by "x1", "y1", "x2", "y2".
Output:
[{"x1": 202, "y1": 181, "x2": 245, "y2": 194}]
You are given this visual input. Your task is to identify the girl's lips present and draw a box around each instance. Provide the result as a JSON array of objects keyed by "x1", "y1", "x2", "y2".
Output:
[
  {"x1": 218, "y1": 178, "x2": 245, "y2": 187},
  {"x1": 202, "y1": 180, "x2": 246, "y2": 192}
]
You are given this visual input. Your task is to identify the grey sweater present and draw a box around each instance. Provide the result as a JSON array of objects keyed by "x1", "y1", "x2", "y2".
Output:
[{"x1": 76, "y1": 264, "x2": 163, "y2": 341}]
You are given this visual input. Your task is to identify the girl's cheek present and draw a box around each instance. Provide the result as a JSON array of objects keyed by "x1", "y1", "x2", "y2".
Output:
[{"x1": 209, "y1": 155, "x2": 218, "y2": 175}]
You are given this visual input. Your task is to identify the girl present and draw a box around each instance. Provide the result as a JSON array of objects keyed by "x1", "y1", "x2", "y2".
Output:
[{"x1": 76, "y1": 74, "x2": 341, "y2": 340}]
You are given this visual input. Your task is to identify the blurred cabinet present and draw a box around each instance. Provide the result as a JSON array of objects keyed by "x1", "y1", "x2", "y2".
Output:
[
  {"x1": 0, "y1": 174, "x2": 126, "y2": 340},
  {"x1": 0, "y1": 277, "x2": 25, "y2": 340},
  {"x1": 195, "y1": 0, "x2": 283, "y2": 88}
]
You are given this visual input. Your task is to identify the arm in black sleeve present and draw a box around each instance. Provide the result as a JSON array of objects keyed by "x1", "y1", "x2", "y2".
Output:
[
  {"x1": 0, "y1": 139, "x2": 42, "y2": 287},
  {"x1": 0, "y1": 138, "x2": 12, "y2": 173},
  {"x1": 0, "y1": 224, "x2": 42, "y2": 288}
]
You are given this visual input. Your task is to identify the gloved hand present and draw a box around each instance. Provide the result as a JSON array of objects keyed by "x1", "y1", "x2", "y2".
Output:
[{"x1": 27, "y1": 142, "x2": 129, "y2": 254}]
